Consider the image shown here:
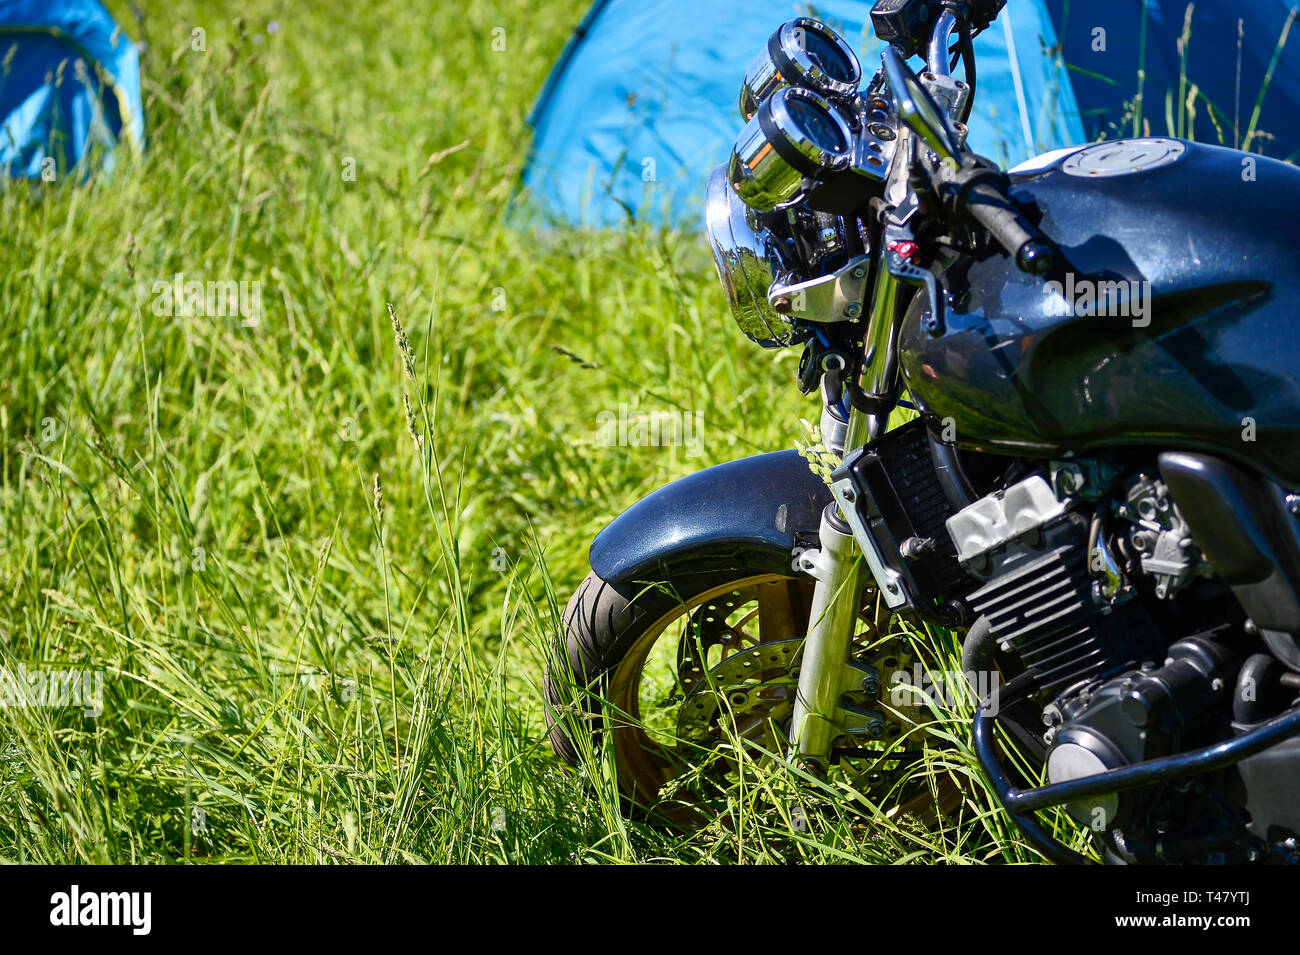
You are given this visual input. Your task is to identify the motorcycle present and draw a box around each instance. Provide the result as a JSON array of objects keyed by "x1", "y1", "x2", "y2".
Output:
[{"x1": 543, "y1": 0, "x2": 1300, "y2": 864}]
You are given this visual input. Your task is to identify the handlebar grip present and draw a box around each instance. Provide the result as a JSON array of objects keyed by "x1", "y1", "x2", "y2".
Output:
[{"x1": 961, "y1": 180, "x2": 1056, "y2": 275}]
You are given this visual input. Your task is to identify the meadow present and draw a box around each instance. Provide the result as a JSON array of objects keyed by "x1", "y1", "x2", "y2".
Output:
[{"x1": 0, "y1": 0, "x2": 1123, "y2": 864}]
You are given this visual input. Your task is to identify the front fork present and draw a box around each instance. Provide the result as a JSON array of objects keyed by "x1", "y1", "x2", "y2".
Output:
[
  {"x1": 790, "y1": 408, "x2": 880, "y2": 766},
  {"x1": 790, "y1": 269, "x2": 900, "y2": 767}
]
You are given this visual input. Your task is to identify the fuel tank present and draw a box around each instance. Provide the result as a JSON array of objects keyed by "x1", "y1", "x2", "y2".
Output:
[{"x1": 898, "y1": 138, "x2": 1300, "y2": 485}]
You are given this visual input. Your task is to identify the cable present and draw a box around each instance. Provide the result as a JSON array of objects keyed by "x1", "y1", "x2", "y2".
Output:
[{"x1": 958, "y1": 28, "x2": 976, "y2": 125}]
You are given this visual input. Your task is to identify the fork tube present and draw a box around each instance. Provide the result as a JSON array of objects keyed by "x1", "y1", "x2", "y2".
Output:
[
  {"x1": 859, "y1": 268, "x2": 900, "y2": 429},
  {"x1": 792, "y1": 255, "x2": 903, "y2": 764},
  {"x1": 791, "y1": 401, "x2": 875, "y2": 767},
  {"x1": 791, "y1": 500, "x2": 864, "y2": 767},
  {"x1": 845, "y1": 402, "x2": 875, "y2": 452}
]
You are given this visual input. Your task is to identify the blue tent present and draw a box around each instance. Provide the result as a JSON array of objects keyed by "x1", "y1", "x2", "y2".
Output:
[
  {"x1": 1045, "y1": 0, "x2": 1300, "y2": 160},
  {"x1": 522, "y1": 0, "x2": 1084, "y2": 226},
  {"x1": 0, "y1": 0, "x2": 145, "y2": 180},
  {"x1": 523, "y1": 0, "x2": 1300, "y2": 227}
]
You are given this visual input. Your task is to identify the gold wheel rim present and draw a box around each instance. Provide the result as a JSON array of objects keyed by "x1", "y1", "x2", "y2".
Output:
[
  {"x1": 606, "y1": 574, "x2": 795, "y2": 818},
  {"x1": 603, "y1": 573, "x2": 966, "y2": 829}
]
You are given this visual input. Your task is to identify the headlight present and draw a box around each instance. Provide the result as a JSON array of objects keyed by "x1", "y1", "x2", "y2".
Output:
[
  {"x1": 728, "y1": 86, "x2": 854, "y2": 212},
  {"x1": 705, "y1": 163, "x2": 802, "y2": 348},
  {"x1": 739, "y1": 18, "x2": 861, "y2": 121}
]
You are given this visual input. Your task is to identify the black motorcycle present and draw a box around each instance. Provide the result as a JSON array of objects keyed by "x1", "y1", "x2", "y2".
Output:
[{"x1": 544, "y1": 0, "x2": 1300, "y2": 864}]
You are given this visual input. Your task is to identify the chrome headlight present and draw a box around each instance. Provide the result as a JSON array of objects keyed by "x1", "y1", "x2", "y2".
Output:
[
  {"x1": 705, "y1": 163, "x2": 801, "y2": 348},
  {"x1": 728, "y1": 86, "x2": 854, "y2": 212},
  {"x1": 739, "y1": 18, "x2": 862, "y2": 121}
]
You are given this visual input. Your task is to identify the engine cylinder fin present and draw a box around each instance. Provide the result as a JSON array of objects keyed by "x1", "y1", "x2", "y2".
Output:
[{"x1": 967, "y1": 540, "x2": 1117, "y2": 694}]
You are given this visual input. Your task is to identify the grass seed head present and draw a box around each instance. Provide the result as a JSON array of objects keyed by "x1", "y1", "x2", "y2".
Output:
[
  {"x1": 387, "y1": 302, "x2": 417, "y2": 382},
  {"x1": 402, "y1": 393, "x2": 423, "y2": 452}
]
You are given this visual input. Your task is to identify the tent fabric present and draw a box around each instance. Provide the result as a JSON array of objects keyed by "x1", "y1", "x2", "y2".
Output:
[
  {"x1": 522, "y1": 0, "x2": 1085, "y2": 227},
  {"x1": 0, "y1": 0, "x2": 145, "y2": 179},
  {"x1": 1044, "y1": 0, "x2": 1300, "y2": 161}
]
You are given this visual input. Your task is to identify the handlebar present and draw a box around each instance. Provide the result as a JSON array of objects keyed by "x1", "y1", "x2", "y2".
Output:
[
  {"x1": 958, "y1": 178, "x2": 1057, "y2": 275},
  {"x1": 870, "y1": 0, "x2": 1007, "y2": 57},
  {"x1": 926, "y1": 10, "x2": 959, "y2": 76}
]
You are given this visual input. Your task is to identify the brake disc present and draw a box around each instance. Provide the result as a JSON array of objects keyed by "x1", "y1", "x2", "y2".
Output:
[
  {"x1": 670, "y1": 585, "x2": 931, "y2": 778},
  {"x1": 675, "y1": 585, "x2": 771, "y2": 696},
  {"x1": 676, "y1": 637, "x2": 931, "y2": 797},
  {"x1": 676, "y1": 639, "x2": 802, "y2": 751}
]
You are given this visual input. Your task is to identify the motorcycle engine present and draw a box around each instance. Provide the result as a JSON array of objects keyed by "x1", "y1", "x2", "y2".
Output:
[
  {"x1": 947, "y1": 463, "x2": 1262, "y2": 860},
  {"x1": 950, "y1": 472, "x2": 1169, "y2": 697},
  {"x1": 833, "y1": 427, "x2": 1273, "y2": 861}
]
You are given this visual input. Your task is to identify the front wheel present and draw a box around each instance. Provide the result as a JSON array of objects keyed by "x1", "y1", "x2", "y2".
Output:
[{"x1": 544, "y1": 559, "x2": 930, "y2": 823}]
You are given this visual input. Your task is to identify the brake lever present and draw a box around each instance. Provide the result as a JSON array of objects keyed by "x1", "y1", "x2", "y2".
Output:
[{"x1": 883, "y1": 221, "x2": 947, "y2": 336}]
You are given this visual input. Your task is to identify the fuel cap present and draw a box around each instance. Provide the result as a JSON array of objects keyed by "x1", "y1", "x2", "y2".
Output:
[{"x1": 1061, "y1": 138, "x2": 1187, "y2": 178}]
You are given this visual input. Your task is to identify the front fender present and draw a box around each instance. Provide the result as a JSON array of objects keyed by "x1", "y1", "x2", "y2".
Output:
[{"x1": 589, "y1": 450, "x2": 831, "y2": 582}]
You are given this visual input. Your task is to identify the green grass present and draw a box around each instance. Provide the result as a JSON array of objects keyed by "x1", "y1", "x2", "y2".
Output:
[{"x1": 0, "y1": 0, "x2": 1085, "y2": 864}]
